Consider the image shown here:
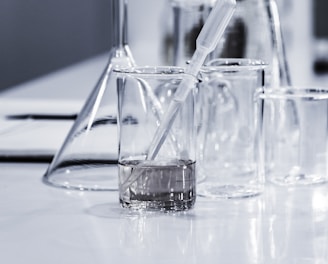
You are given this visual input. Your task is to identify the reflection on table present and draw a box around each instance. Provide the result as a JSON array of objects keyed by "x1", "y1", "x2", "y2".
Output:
[{"x1": 1, "y1": 163, "x2": 328, "y2": 263}]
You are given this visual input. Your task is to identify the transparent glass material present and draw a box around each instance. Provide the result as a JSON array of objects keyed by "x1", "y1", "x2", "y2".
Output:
[
  {"x1": 43, "y1": 0, "x2": 135, "y2": 191},
  {"x1": 196, "y1": 59, "x2": 266, "y2": 199},
  {"x1": 260, "y1": 87, "x2": 328, "y2": 186},
  {"x1": 170, "y1": 0, "x2": 290, "y2": 87},
  {"x1": 142, "y1": 0, "x2": 235, "y2": 170},
  {"x1": 170, "y1": 0, "x2": 216, "y2": 66},
  {"x1": 116, "y1": 67, "x2": 197, "y2": 211}
]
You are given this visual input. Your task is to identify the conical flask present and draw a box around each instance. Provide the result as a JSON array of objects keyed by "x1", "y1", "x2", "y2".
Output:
[
  {"x1": 43, "y1": 0, "x2": 135, "y2": 191},
  {"x1": 170, "y1": 0, "x2": 291, "y2": 86}
]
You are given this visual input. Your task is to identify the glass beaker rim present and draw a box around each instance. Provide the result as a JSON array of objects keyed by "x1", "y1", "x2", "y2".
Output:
[
  {"x1": 202, "y1": 58, "x2": 267, "y2": 71},
  {"x1": 259, "y1": 87, "x2": 328, "y2": 100},
  {"x1": 170, "y1": 0, "x2": 216, "y2": 7},
  {"x1": 113, "y1": 66, "x2": 194, "y2": 79}
]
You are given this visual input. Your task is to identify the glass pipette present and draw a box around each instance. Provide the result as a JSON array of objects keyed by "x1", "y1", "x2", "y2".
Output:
[
  {"x1": 146, "y1": 0, "x2": 236, "y2": 160},
  {"x1": 120, "y1": 0, "x2": 236, "y2": 191}
]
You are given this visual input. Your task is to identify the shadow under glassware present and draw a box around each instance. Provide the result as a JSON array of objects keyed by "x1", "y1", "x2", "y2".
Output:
[
  {"x1": 260, "y1": 87, "x2": 328, "y2": 186},
  {"x1": 196, "y1": 58, "x2": 266, "y2": 199},
  {"x1": 115, "y1": 66, "x2": 197, "y2": 211}
]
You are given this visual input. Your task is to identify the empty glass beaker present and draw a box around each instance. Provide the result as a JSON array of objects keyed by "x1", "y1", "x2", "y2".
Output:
[
  {"x1": 196, "y1": 59, "x2": 266, "y2": 199},
  {"x1": 43, "y1": 0, "x2": 135, "y2": 191},
  {"x1": 260, "y1": 87, "x2": 328, "y2": 186}
]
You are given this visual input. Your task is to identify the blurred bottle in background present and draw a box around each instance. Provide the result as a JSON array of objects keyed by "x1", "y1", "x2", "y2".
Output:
[
  {"x1": 167, "y1": 0, "x2": 292, "y2": 87},
  {"x1": 128, "y1": 0, "x2": 327, "y2": 86},
  {"x1": 210, "y1": 0, "x2": 291, "y2": 87},
  {"x1": 169, "y1": 0, "x2": 215, "y2": 66},
  {"x1": 277, "y1": 0, "x2": 328, "y2": 85},
  {"x1": 129, "y1": 0, "x2": 291, "y2": 87},
  {"x1": 128, "y1": 0, "x2": 170, "y2": 66}
]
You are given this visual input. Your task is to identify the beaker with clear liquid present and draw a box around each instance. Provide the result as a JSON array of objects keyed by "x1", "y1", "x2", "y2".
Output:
[{"x1": 116, "y1": 66, "x2": 197, "y2": 211}]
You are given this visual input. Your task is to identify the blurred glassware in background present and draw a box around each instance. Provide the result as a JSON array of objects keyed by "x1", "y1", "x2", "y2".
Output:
[
  {"x1": 128, "y1": 0, "x2": 170, "y2": 66},
  {"x1": 276, "y1": 0, "x2": 327, "y2": 86},
  {"x1": 213, "y1": 0, "x2": 291, "y2": 87},
  {"x1": 164, "y1": 0, "x2": 291, "y2": 87},
  {"x1": 43, "y1": 0, "x2": 135, "y2": 191},
  {"x1": 127, "y1": 0, "x2": 321, "y2": 85},
  {"x1": 170, "y1": 0, "x2": 216, "y2": 66}
]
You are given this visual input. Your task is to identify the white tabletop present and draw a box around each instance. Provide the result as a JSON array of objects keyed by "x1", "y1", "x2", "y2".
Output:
[
  {"x1": 1, "y1": 162, "x2": 328, "y2": 263},
  {"x1": 1, "y1": 53, "x2": 328, "y2": 263}
]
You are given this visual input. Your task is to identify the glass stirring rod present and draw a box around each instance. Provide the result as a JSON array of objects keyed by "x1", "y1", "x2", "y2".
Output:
[{"x1": 147, "y1": 0, "x2": 236, "y2": 160}]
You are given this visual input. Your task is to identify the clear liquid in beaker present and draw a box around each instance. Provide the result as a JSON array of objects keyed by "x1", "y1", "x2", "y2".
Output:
[{"x1": 119, "y1": 159, "x2": 196, "y2": 211}]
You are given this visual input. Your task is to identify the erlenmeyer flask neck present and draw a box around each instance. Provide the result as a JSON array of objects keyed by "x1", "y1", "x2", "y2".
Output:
[
  {"x1": 109, "y1": 0, "x2": 135, "y2": 67},
  {"x1": 112, "y1": 0, "x2": 128, "y2": 48}
]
